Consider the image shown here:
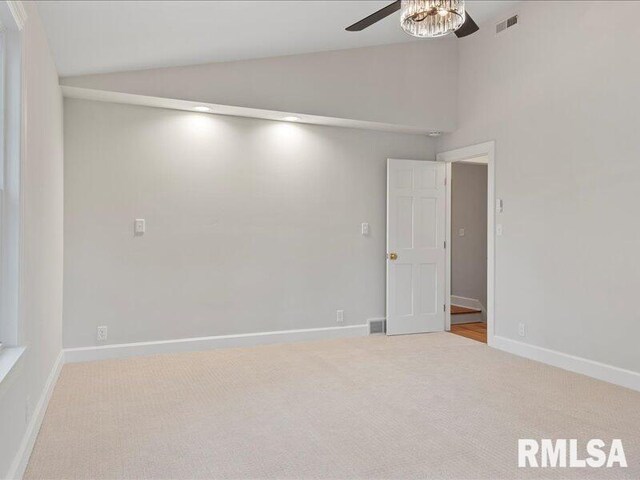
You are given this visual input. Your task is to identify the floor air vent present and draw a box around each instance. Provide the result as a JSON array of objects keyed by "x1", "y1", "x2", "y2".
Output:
[
  {"x1": 369, "y1": 319, "x2": 386, "y2": 334},
  {"x1": 496, "y1": 14, "x2": 518, "y2": 34}
]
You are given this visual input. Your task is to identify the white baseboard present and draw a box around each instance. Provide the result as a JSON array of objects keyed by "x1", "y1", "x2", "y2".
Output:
[
  {"x1": 7, "y1": 350, "x2": 64, "y2": 480},
  {"x1": 492, "y1": 335, "x2": 640, "y2": 392},
  {"x1": 65, "y1": 324, "x2": 369, "y2": 363},
  {"x1": 451, "y1": 295, "x2": 487, "y2": 321}
]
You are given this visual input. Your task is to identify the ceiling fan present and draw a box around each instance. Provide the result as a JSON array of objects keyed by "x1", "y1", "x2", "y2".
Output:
[{"x1": 346, "y1": 0, "x2": 479, "y2": 39}]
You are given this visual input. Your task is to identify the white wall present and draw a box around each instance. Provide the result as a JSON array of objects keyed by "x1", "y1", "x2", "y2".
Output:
[
  {"x1": 439, "y1": 1, "x2": 640, "y2": 373},
  {"x1": 63, "y1": 99, "x2": 435, "y2": 348},
  {"x1": 451, "y1": 162, "x2": 487, "y2": 308},
  {"x1": 0, "y1": 3, "x2": 64, "y2": 477},
  {"x1": 60, "y1": 40, "x2": 458, "y2": 132}
]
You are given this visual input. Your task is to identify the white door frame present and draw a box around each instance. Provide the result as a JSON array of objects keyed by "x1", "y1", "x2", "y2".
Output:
[{"x1": 436, "y1": 141, "x2": 495, "y2": 346}]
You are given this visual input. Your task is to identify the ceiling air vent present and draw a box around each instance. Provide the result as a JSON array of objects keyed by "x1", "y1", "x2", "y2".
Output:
[{"x1": 496, "y1": 14, "x2": 519, "y2": 35}]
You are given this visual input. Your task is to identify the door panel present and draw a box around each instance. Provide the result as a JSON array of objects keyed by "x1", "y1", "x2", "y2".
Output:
[
  {"x1": 416, "y1": 197, "x2": 437, "y2": 248},
  {"x1": 395, "y1": 264, "x2": 413, "y2": 316},
  {"x1": 397, "y1": 196, "x2": 414, "y2": 248},
  {"x1": 418, "y1": 263, "x2": 437, "y2": 314},
  {"x1": 387, "y1": 159, "x2": 446, "y2": 335}
]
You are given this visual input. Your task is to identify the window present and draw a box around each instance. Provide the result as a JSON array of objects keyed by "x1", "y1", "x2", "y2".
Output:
[{"x1": 0, "y1": 2, "x2": 25, "y2": 375}]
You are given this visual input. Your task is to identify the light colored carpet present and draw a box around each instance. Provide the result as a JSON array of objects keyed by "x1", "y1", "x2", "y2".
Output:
[{"x1": 25, "y1": 333, "x2": 640, "y2": 479}]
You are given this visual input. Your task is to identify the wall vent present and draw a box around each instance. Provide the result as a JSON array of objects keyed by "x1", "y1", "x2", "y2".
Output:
[
  {"x1": 369, "y1": 319, "x2": 386, "y2": 334},
  {"x1": 496, "y1": 14, "x2": 519, "y2": 35}
]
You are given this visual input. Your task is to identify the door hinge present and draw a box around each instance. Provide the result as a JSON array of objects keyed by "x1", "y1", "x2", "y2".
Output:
[
  {"x1": 444, "y1": 241, "x2": 446, "y2": 249},
  {"x1": 444, "y1": 304, "x2": 447, "y2": 312}
]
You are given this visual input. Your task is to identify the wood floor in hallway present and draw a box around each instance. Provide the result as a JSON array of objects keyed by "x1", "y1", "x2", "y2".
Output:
[{"x1": 451, "y1": 321, "x2": 487, "y2": 343}]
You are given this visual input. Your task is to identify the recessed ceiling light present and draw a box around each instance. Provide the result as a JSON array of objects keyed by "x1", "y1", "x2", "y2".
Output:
[
  {"x1": 193, "y1": 106, "x2": 211, "y2": 112},
  {"x1": 282, "y1": 116, "x2": 300, "y2": 122},
  {"x1": 427, "y1": 131, "x2": 443, "y2": 137}
]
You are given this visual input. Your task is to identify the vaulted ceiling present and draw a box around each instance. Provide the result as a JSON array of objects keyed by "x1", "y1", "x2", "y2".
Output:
[{"x1": 37, "y1": 1, "x2": 521, "y2": 77}]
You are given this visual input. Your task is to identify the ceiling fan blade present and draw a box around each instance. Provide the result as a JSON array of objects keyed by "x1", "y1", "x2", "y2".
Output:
[
  {"x1": 455, "y1": 13, "x2": 479, "y2": 38},
  {"x1": 346, "y1": 1, "x2": 401, "y2": 31}
]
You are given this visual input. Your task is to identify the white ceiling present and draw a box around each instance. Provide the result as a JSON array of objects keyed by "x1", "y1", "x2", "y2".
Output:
[{"x1": 37, "y1": 1, "x2": 521, "y2": 77}]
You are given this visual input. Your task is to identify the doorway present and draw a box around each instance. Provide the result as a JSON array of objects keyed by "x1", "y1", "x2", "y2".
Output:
[
  {"x1": 384, "y1": 144, "x2": 495, "y2": 342},
  {"x1": 437, "y1": 142, "x2": 496, "y2": 346},
  {"x1": 448, "y1": 160, "x2": 488, "y2": 343}
]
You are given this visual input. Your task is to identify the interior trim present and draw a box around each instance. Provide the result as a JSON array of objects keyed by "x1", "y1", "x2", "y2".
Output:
[
  {"x1": 61, "y1": 86, "x2": 443, "y2": 136},
  {"x1": 493, "y1": 335, "x2": 640, "y2": 392},
  {"x1": 64, "y1": 324, "x2": 370, "y2": 364}
]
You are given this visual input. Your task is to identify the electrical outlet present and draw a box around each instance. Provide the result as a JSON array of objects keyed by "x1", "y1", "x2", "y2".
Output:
[
  {"x1": 336, "y1": 310, "x2": 344, "y2": 323},
  {"x1": 518, "y1": 322, "x2": 526, "y2": 337},
  {"x1": 134, "y1": 218, "x2": 146, "y2": 236},
  {"x1": 97, "y1": 325, "x2": 108, "y2": 342}
]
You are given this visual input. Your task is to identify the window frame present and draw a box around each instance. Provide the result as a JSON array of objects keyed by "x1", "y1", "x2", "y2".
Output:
[{"x1": 0, "y1": 1, "x2": 25, "y2": 376}]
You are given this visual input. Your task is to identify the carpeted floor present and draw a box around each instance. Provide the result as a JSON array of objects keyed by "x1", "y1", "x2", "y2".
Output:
[{"x1": 25, "y1": 333, "x2": 640, "y2": 479}]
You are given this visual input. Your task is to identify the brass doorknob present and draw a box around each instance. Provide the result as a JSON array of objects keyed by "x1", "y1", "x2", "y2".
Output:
[{"x1": 388, "y1": 252, "x2": 398, "y2": 260}]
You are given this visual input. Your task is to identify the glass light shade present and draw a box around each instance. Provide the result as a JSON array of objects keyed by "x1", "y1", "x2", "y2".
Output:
[{"x1": 400, "y1": 0, "x2": 466, "y2": 38}]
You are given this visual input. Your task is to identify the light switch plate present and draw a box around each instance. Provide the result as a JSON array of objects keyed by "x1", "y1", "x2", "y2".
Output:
[
  {"x1": 458, "y1": 228, "x2": 465, "y2": 237},
  {"x1": 496, "y1": 224, "x2": 503, "y2": 236},
  {"x1": 361, "y1": 223, "x2": 370, "y2": 236}
]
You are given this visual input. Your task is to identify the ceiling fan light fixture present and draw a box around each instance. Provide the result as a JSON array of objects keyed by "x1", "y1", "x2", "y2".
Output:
[{"x1": 400, "y1": 0, "x2": 466, "y2": 38}]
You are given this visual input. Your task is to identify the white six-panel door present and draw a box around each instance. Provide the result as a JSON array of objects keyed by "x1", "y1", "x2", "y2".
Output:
[{"x1": 386, "y1": 159, "x2": 446, "y2": 335}]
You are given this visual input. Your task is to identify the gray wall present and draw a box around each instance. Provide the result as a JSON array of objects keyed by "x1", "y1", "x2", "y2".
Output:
[
  {"x1": 0, "y1": 4, "x2": 64, "y2": 477},
  {"x1": 451, "y1": 163, "x2": 487, "y2": 307},
  {"x1": 61, "y1": 40, "x2": 458, "y2": 132},
  {"x1": 439, "y1": 1, "x2": 640, "y2": 373},
  {"x1": 63, "y1": 99, "x2": 435, "y2": 348}
]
